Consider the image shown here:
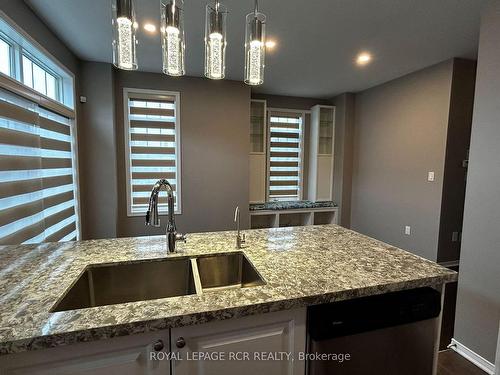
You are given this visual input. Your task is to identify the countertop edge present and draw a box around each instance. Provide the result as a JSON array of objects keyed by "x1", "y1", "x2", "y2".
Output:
[{"x1": 0, "y1": 273, "x2": 457, "y2": 356}]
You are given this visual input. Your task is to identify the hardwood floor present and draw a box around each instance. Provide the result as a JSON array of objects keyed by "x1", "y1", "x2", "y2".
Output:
[{"x1": 438, "y1": 350, "x2": 488, "y2": 375}]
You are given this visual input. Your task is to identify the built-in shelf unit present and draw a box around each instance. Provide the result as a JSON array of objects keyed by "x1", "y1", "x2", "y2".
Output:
[
  {"x1": 308, "y1": 105, "x2": 335, "y2": 201},
  {"x1": 250, "y1": 207, "x2": 338, "y2": 229}
]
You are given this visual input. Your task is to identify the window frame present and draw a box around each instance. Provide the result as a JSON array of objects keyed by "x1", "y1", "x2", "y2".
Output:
[
  {"x1": 0, "y1": 33, "x2": 14, "y2": 77},
  {"x1": 20, "y1": 52, "x2": 62, "y2": 102},
  {"x1": 266, "y1": 107, "x2": 307, "y2": 202},
  {"x1": 0, "y1": 11, "x2": 81, "y2": 242},
  {"x1": 0, "y1": 10, "x2": 74, "y2": 110},
  {"x1": 123, "y1": 87, "x2": 182, "y2": 217}
]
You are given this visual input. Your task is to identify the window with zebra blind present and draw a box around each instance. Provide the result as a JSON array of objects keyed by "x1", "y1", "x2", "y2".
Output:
[
  {"x1": 0, "y1": 89, "x2": 79, "y2": 245},
  {"x1": 124, "y1": 89, "x2": 181, "y2": 216},
  {"x1": 267, "y1": 111, "x2": 304, "y2": 201}
]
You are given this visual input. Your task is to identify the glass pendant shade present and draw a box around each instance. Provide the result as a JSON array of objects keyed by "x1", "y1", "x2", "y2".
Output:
[
  {"x1": 204, "y1": 2, "x2": 227, "y2": 80},
  {"x1": 244, "y1": 11, "x2": 266, "y2": 85},
  {"x1": 161, "y1": 0, "x2": 186, "y2": 76},
  {"x1": 112, "y1": 0, "x2": 138, "y2": 70}
]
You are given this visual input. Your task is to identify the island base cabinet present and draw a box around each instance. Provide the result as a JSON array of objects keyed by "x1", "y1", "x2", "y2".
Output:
[
  {"x1": 170, "y1": 308, "x2": 306, "y2": 375},
  {"x1": 0, "y1": 331, "x2": 170, "y2": 375}
]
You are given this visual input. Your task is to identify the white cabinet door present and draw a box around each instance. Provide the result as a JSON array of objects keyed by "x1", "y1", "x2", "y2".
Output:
[
  {"x1": 0, "y1": 331, "x2": 170, "y2": 375},
  {"x1": 171, "y1": 309, "x2": 306, "y2": 375}
]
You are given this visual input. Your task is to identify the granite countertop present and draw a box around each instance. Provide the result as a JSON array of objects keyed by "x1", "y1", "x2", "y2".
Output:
[
  {"x1": 249, "y1": 200, "x2": 337, "y2": 211},
  {"x1": 0, "y1": 225, "x2": 457, "y2": 355}
]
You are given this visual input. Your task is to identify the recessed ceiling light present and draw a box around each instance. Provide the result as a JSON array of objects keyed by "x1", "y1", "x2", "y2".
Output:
[
  {"x1": 144, "y1": 23, "x2": 157, "y2": 33},
  {"x1": 265, "y1": 40, "x2": 277, "y2": 49},
  {"x1": 356, "y1": 52, "x2": 372, "y2": 66}
]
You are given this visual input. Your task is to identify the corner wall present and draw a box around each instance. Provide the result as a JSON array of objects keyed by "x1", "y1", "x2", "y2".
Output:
[
  {"x1": 454, "y1": 0, "x2": 500, "y2": 363},
  {"x1": 78, "y1": 62, "x2": 117, "y2": 239}
]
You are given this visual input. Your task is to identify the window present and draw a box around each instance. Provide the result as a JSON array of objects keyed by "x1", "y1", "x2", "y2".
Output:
[
  {"x1": 267, "y1": 111, "x2": 304, "y2": 201},
  {"x1": 0, "y1": 89, "x2": 80, "y2": 245},
  {"x1": 22, "y1": 55, "x2": 59, "y2": 101},
  {"x1": 0, "y1": 16, "x2": 73, "y2": 108},
  {"x1": 0, "y1": 37, "x2": 11, "y2": 76},
  {"x1": 124, "y1": 89, "x2": 181, "y2": 216}
]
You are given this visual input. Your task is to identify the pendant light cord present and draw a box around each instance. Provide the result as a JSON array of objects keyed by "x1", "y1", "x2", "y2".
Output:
[{"x1": 254, "y1": 0, "x2": 259, "y2": 15}]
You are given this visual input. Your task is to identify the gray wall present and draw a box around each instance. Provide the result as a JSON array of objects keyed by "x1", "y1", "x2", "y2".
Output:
[
  {"x1": 79, "y1": 63, "x2": 117, "y2": 239},
  {"x1": 115, "y1": 72, "x2": 251, "y2": 237},
  {"x1": 251, "y1": 93, "x2": 330, "y2": 110},
  {"x1": 351, "y1": 60, "x2": 454, "y2": 261},
  {"x1": 454, "y1": 1, "x2": 500, "y2": 363}
]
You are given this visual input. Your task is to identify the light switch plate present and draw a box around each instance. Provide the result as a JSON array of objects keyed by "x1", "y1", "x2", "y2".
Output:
[
  {"x1": 405, "y1": 226, "x2": 411, "y2": 235},
  {"x1": 428, "y1": 171, "x2": 435, "y2": 182}
]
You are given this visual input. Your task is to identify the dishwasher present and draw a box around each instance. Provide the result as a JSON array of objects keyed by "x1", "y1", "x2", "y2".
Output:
[{"x1": 307, "y1": 287, "x2": 442, "y2": 375}]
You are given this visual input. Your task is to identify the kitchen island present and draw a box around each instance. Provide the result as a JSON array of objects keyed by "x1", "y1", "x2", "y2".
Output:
[{"x1": 0, "y1": 225, "x2": 456, "y2": 374}]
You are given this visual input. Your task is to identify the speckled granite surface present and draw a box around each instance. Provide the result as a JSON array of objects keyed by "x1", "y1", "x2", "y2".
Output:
[
  {"x1": 0, "y1": 225, "x2": 456, "y2": 355},
  {"x1": 249, "y1": 200, "x2": 337, "y2": 211}
]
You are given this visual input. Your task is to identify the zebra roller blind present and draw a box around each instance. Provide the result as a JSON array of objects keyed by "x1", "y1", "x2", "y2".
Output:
[
  {"x1": 0, "y1": 89, "x2": 79, "y2": 245},
  {"x1": 268, "y1": 111, "x2": 304, "y2": 201},
  {"x1": 125, "y1": 89, "x2": 181, "y2": 215}
]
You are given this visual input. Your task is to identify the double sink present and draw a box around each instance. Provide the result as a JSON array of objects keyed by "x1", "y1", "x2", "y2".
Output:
[{"x1": 52, "y1": 252, "x2": 265, "y2": 312}]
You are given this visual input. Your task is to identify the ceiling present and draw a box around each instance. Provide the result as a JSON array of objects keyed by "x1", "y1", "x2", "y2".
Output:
[{"x1": 26, "y1": 0, "x2": 488, "y2": 98}]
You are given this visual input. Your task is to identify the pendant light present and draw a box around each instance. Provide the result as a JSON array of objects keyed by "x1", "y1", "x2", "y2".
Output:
[
  {"x1": 244, "y1": 0, "x2": 266, "y2": 85},
  {"x1": 112, "y1": 0, "x2": 138, "y2": 70},
  {"x1": 161, "y1": 0, "x2": 186, "y2": 76},
  {"x1": 204, "y1": 0, "x2": 228, "y2": 80}
]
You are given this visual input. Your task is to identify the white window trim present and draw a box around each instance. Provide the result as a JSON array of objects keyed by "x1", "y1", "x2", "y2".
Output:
[
  {"x1": 123, "y1": 87, "x2": 182, "y2": 217},
  {"x1": 0, "y1": 10, "x2": 75, "y2": 111},
  {"x1": 266, "y1": 107, "x2": 307, "y2": 202},
  {"x1": 0, "y1": 11, "x2": 81, "y2": 241}
]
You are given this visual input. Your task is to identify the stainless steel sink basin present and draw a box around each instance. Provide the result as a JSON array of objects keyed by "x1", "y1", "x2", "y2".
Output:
[
  {"x1": 51, "y1": 257, "x2": 197, "y2": 312},
  {"x1": 196, "y1": 252, "x2": 265, "y2": 291},
  {"x1": 52, "y1": 252, "x2": 265, "y2": 312}
]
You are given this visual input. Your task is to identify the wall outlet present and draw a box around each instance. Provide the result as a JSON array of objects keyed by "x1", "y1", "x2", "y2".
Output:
[
  {"x1": 80, "y1": 96, "x2": 87, "y2": 103},
  {"x1": 405, "y1": 226, "x2": 411, "y2": 235},
  {"x1": 427, "y1": 171, "x2": 435, "y2": 182}
]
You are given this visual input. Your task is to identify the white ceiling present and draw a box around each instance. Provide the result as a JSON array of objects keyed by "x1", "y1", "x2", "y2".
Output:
[{"x1": 26, "y1": 0, "x2": 488, "y2": 98}]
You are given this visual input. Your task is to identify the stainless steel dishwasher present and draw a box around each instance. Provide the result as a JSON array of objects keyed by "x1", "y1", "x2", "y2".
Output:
[{"x1": 307, "y1": 287, "x2": 441, "y2": 375}]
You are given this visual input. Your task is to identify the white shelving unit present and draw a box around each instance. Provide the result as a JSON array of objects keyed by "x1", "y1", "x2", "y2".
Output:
[
  {"x1": 249, "y1": 99, "x2": 267, "y2": 203},
  {"x1": 250, "y1": 207, "x2": 338, "y2": 229},
  {"x1": 308, "y1": 105, "x2": 336, "y2": 201}
]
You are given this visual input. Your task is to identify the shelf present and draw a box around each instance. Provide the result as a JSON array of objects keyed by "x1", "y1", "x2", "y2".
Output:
[
  {"x1": 250, "y1": 214, "x2": 278, "y2": 229},
  {"x1": 249, "y1": 207, "x2": 338, "y2": 229},
  {"x1": 313, "y1": 211, "x2": 336, "y2": 225},
  {"x1": 278, "y1": 212, "x2": 312, "y2": 227}
]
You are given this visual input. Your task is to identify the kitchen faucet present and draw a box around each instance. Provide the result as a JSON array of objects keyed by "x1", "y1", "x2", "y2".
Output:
[
  {"x1": 234, "y1": 206, "x2": 246, "y2": 249},
  {"x1": 145, "y1": 179, "x2": 186, "y2": 253}
]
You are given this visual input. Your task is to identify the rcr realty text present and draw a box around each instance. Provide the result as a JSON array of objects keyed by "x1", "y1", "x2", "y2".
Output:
[{"x1": 150, "y1": 351, "x2": 351, "y2": 363}]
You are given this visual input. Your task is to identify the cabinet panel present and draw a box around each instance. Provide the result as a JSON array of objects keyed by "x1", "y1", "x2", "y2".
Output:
[
  {"x1": 0, "y1": 331, "x2": 170, "y2": 375},
  {"x1": 171, "y1": 309, "x2": 306, "y2": 375},
  {"x1": 250, "y1": 100, "x2": 266, "y2": 153},
  {"x1": 316, "y1": 155, "x2": 333, "y2": 201},
  {"x1": 249, "y1": 154, "x2": 266, "y2": 203}
]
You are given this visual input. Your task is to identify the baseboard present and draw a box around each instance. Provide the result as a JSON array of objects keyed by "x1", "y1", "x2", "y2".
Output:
[
  {"x1": 449, "y1": 338, "x2": 496, "y2": 374},
  {"x1": 438, "y1": 260, "x2": 460, "y2": 268}
]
